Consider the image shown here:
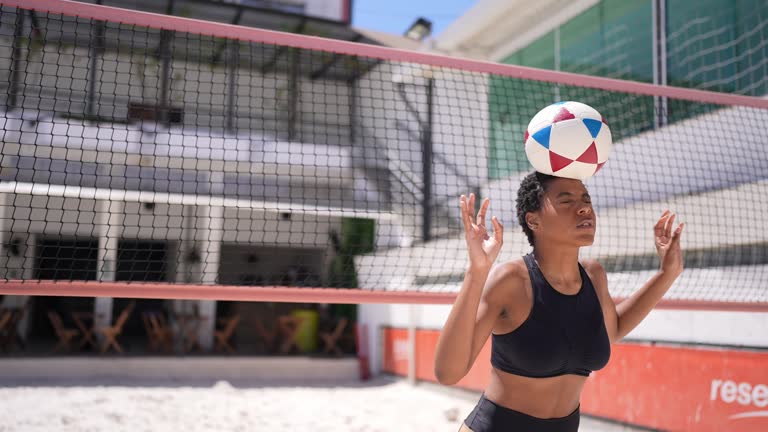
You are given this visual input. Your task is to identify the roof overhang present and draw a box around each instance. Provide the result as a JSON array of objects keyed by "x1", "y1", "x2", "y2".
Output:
[
  {"x1": 434, "y1": 0, "x2": 599, "y2": 61},
  {"x1": 71, "y1": 0, "x2": 395, "y2": 81}
]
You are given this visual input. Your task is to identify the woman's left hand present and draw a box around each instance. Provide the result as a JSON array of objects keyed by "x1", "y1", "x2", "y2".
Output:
[{"x1": 654, "y1": 210, "x2": 685, "y2": 276}]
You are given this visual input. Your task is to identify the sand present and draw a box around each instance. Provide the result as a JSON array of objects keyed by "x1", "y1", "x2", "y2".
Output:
[
  {"x1": 0, "y1": 377, "x2": 476, "y2": 432},
  {"x1": 0, "y1": 376, "x2": 646, "y2": 432}
]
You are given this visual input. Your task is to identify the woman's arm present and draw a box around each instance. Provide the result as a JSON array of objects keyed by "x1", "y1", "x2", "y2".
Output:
[
  {"x1": 434, "y1": 263, "x2": 519, "y2": 384},
  {"x1": 615, "y1": 210, "x2": 685, "y2": 339},
  {"x1": 587, "y1": 210, "x2": 685, "y2": 342},
  {"x1": 434, "y1": 194, "x2": 505, "y2": 385}
]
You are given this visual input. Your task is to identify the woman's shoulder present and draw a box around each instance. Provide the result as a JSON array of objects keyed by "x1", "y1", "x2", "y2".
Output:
[
  {"x1": 483, "y1": 258, "x2": 529, "y2": 298},
  {"x1": 491, "y1": 257, "x2": 528, "y2": 280},
  {"x1": 580, "y1": 258, "x2": 607, "y2": 277},
  {"x1": 579, "y1": 258, "x2": 609, "y2": 296},
  {"x1": 482, "y1": 258, "x2": 533, "y2": 316}
]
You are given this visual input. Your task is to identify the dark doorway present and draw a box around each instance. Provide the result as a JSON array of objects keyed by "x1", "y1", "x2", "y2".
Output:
[
  {"x1": 113, "y1": 240, "x2": 170, "y2": 348},
  {"x1": 35, "y1": 236, "x2": 98, "y2": 281},
  {"x1": 30, "y1": 236, "x2": 98, "y2": 341},
  {"x1": 116, "y1": 240, "x2": 168, "y2": 282}
]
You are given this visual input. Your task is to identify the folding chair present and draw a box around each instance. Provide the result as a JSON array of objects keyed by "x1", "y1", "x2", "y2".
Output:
[
  {"x1": 141, "y1": 312, "x2": 156, "y2": 350},
  {"x1": 320, "y1": 317, "x2": 349, "y2": 355},
  {"x1": 142, "y1": 311, "x2": 173, "y2": 353},
  {"x1": 1, "y1": 301, "x2": 29, "y2": 352},
  {"x1": 47, "y1": 310, "x2": 80, "y2": 353},
  {"x1": 0, "y1": 309, "x2": 11, "y2": 352},
  {"x1": 71, "y1": 311, "x2": 97, "y2": 350},
  {"x1": 96, "y1": 301, "x2": 135, "y2": 354},
  {"x1": 0, "y1": 311, "x2": 10, "y2": 334},
  {"x1": 214, "y1": 314, "x2": 240, "y2": 354},
  {"x1": 174, "y1": 313, "x2": 207, "y2": 353},
  {"x1": 278, "y1": 314, "x2": 305, "y2": 354},
  {"x1": 254, "y1": 318, "x2": 279, "y2": 353}
]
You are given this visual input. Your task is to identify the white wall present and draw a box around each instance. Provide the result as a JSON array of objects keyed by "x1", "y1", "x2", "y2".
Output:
[
  {"x1": 0, "y1": 24, "x2": 354, "y2": 146},
  {"x1": 305, "y1": 0, "x2": 348, "y2": 22},
  {"x1": 355, "y1": 62, "x2": 489, "y2": 243},
  {"x1": 359, "y1": 302, "x2": 768, "y2": 376},
  {"x1": 358, "y1": 262, "x2": 768, "y2": 375},
  {"x1": 0, "y1": 192, "x2": 343, "y2": 251}
]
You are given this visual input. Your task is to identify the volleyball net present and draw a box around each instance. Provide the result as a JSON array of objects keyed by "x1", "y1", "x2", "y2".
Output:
[{"x1": 0, "y1": 0, "x2": 766, "y2": 310}]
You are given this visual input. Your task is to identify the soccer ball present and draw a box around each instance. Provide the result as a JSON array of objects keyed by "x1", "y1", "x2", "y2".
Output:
[{"x1": 524, "y1": 101, "x2": 612, "y2": 180}]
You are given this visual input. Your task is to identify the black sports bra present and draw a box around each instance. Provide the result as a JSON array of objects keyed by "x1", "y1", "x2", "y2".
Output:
[{"x1": 490, "y1": 254, "x2": 611, "y2": 378}]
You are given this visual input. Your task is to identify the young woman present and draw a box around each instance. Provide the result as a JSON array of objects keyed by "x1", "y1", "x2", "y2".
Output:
[{"x1": 434, "y1": 171, "x2": 685, "y2": 432}]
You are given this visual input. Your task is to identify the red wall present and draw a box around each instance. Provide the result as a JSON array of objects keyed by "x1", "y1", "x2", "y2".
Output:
[{"x1": 382, "y1": 327, "x2": 768, "y2": 432}]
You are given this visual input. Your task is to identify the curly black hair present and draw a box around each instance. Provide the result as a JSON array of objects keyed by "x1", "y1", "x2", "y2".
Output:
[{"x1": 516, "y1": 171, "x2": 558, "y2": 247}]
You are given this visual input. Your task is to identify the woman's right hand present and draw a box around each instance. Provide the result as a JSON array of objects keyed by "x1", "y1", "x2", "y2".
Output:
[{"x1": 460, "y1": 193, "x2": 503, "y2": 271}]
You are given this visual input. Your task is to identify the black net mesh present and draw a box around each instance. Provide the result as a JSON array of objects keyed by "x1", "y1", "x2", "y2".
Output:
[{"x1": 0, "y1": 5, "x2": 766, "y2": 307}]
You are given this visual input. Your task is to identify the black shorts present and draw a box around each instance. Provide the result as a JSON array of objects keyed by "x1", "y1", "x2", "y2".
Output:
[{"x1": 461, "y1": 393, "x2": 580, "y2": 432}]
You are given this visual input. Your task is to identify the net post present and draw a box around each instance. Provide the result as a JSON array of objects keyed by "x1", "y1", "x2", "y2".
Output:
[
  {"x1": 8, "y1": 8, "x2": 25, "y2": 109},
  {"x1": 407, "y1": 304, "x2": 418, "y2": 385},
  {"x1": 226, "y1": 39, "x2": 238, "y2": 133},
  {"x1": 652, "y1": 0, "x2": 669, "y2": 128},
  {"x1": 158, "y1": 29, "x2": 174, "y2": 125},
  {"x1": 421, "y1": 76, "x2": 435, "y2": 242},
  {"x1": 355, "y1": 322, "x2": 371, "y2": 381},
  {"x1": 288, "y1": 47, "x2": 300, "y2": 140},
  {"x1": 86, "y1": 17, "x2": 105, "y2": 118}
]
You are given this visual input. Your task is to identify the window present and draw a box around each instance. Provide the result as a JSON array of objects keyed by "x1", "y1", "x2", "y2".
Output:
[
  {"x1": 488, "y1": 0, "x2": 765, "y2": 179},
  {"x1": 559, "y1": 0, "x2": 655, "y2": 142},
  {"x1": 489, "y1": 32, "x2": 555, "y2": 179},
  {"x1": 666, "y1": 0, "x2": 767, "y2": 121},
  {"x1": 488, "y1": 1, "x2": 655, "y2": 179}
]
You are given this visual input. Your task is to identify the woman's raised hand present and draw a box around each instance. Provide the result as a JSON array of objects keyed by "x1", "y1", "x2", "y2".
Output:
[
  {"x1": 460, "y1": 193, "x2": 503, "y2": 271},
  {"x1": 654, "y1": 210, "x2": 685, "y2": 276}
]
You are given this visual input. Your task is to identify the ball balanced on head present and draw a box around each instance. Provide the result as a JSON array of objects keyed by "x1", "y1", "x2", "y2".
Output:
[{"x1": 524, "y1": 101, "x2": 612, "y2": 180}]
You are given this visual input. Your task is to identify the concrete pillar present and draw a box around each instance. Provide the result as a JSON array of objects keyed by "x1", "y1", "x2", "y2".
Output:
[
  {"x1": 0, "y1": 192, "x2": 33, "y2": 339},
  {"x1": 196, "y1": 204, "x2": 223, "y2": 351},
  {"x1": 95, "y1": 199, "x2": 124, "y2": 331},
  {"x1": 0, "y1": 192, "x2": 32, "y2": 281},
  {"x1": 0, "y1": 192, "x2": 17, "y2": 279},
  {"x1": 169, "y1": 205, "x2": 195, "y2": 353},
  {"x1": 173, "y1": 206, "x2": 191, "y2": 317},
  {"x1": 172, "y1": 204, "x2": 223, "y2": 351},
  {"x1": 0, "y1": 192, "x2": 9, "y2": 276},
  {"x1": 17, "y1": 230, "x2": 35, "y2": 339}
]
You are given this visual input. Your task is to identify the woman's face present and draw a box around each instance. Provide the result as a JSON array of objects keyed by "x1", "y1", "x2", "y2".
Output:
[{"x1": 527, "y1": 178, "x2": 596, "y2": 247}]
